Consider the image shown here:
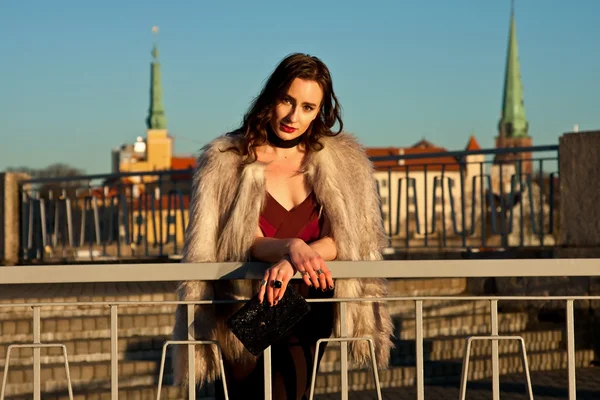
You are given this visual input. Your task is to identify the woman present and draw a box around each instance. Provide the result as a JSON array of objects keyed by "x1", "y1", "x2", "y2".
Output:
[{"x1": 173, "y1": 53, "x2": 393, "y2": 400}]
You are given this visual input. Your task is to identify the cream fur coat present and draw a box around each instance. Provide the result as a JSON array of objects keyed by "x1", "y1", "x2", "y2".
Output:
[{"x1": 172, "y1": 132, "x2": 394, "y2": 386}]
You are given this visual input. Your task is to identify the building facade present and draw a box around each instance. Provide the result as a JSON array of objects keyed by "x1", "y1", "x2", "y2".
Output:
[{"x1": 368, "y1": 137, "x2": 485, "y2": 239}]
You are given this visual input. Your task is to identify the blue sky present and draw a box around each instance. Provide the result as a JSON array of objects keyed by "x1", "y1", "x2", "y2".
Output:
[{"x1": 1, "y1": 0, "x2": 598, "y2": 174}]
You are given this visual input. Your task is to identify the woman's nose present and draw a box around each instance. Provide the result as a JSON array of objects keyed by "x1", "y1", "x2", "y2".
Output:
[{"x1": 287, "y1": 106, "x2": 299, "y2": 123}]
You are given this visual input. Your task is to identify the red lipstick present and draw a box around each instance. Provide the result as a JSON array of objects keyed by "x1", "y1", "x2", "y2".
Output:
[{"x1": 280, "y1": 123, "x2": 297, "y2": 134}]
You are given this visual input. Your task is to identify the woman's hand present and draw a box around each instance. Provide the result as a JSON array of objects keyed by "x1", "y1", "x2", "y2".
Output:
[
  {"x1": 288, "y1": 239, "x2": 334, "y2": 292},
  {"x1": 258, "y1": 258, "x2": 296, "y2": 306}
]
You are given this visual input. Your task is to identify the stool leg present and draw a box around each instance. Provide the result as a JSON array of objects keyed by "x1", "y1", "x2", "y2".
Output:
[
  {"x1": 518, "y1": 338, "x2": 534, "y2": 400},
  {"x1": 367, "y1": 338, "x2": 383, "y2": 399},
  {"x1": 0, "y1": 345, "x2": 14, "y2": 400},
  {"x1": 458, "y1": 336, "x2": 535, "y2": 400},
  {"x1": 308, "y1": 340, "x2": 323, "y2": 400},
  {"x1": 156, "y1": 340, "x2": 229, "y2": 400},
  {"x1": 1, "y1": 344, "x2": 73, "y2": 400},
  {"x1": 308, "y1": 337, "x2": 382, "y2": 400},
  {"x1": 458, "y1": 337, "x2": 474, "y2": 400},
  {"x1": 59, "y1": 345, "x2": 74, "y2": 400}
]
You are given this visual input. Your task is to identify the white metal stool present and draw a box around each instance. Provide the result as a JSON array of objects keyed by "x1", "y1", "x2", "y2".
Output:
[
  {"x1": 308, "y1": 337, "x2": 382, "y2": 400},
  {"x1": 156, "y1": 340, "x2": 230, "y2": 400},
  {"x1": 459, "y1": 335, "x2": 534, "y2": 400},
  {"x1": 0, "y1": 343, "x2": 74, "y2": 400}
]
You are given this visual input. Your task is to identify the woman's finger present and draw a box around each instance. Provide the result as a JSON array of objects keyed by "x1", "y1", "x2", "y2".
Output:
[
  {"x1": 308, "y1": 258, "x2": 324, "y2": 290},
  {"x1": 257, "y1": 270, "x2": 269, "y2": 303},
  {"x1": 276, "y1": 275, "x2": 290, "y2": 306},
  {"x1": 266, "y1": 269, "x2": 277, "y2": 306},
  {"x1": 306, "y1": 261, "x2": 320, "y2": 288},
  {"x1": 296, "y1": 267, "x2": 312, "y2": 287},
  {"x1": 315, "y1": 259, "x2": 327, "y2": 291},
  {"x1": 289, "y1": 255, "x2": 311, "y2": 287},
  {"x1": 320, "y1": 261, "x2": 334, "y2": 290},
  {"x1": 272, "y1": 270, "x2": 284, "y2": 305}
]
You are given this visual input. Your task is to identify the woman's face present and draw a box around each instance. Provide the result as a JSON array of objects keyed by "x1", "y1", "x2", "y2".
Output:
[{"x1": 269, "y1": 78, "x2": 323, "y2": 142}]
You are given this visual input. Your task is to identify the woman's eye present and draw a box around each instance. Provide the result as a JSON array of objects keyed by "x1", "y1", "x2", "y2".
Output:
[{"x1": 304, "y1": 106, "x2": 314, "y2": 112}]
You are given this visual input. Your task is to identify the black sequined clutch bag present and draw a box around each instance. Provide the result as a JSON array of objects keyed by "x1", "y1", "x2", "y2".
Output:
[{"x1": 226, "y1": 285, "x2": 311, "y2": 356}]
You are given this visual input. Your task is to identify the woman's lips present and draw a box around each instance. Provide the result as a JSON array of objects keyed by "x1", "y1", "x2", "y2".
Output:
[{"x1": 280, "y1": 123, "x2": 297, "y2": 133}]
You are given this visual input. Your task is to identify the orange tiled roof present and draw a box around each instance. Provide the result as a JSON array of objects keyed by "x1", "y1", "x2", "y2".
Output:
[
  {"x1": 170, "y1": 157, "x2": 196, "y2": 181},
  {"x1": 366, "y1": 140, "x2": 463, "y2": 172},
  {"x1": 168, "y1": 139, "x2": 478, "y2": 174},
  {"x1": 365, "y1": 148, "x2": 403, "y2": 169},
  {"x1": 402, "y1": 146, "x2": 461, "y2": 172},
  {"x1": 171, "y1": 157, "x2": 196, "y2": 170}
]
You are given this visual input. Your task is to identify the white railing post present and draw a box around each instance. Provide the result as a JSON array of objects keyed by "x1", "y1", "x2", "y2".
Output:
[
  {"x1": 340, "y1": 301, "x2": 349, "y2": 400},
  {"x1": 32, "y1": 306, "x2": 41, "y2": 400},
  {"x1": 263, "y1": 346, "x2": 272, "y2": 400},
  {"x1": 566, "y1": 300, "x2": 577, "y2": 399},
  {"x1": 187, "y1": 304, "x2": 196, "y2": 400},
  {"x1": 490, "y1": 300, "x2": 500, "y2": 400},
  {"x1": 110, "y1": 305, "x2": 119, "y2": 400},
  {"x1": 415, "y1": 300, "x2": 424, "y2": 400}
]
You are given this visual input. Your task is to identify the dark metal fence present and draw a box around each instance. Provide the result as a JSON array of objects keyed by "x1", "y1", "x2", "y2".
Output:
[
  {"x1": 371, "y1": 145, "x2": 559, "y2": 252},
  {"x1": 18, "y1": 145, "x2": 559, "y2": 263}
]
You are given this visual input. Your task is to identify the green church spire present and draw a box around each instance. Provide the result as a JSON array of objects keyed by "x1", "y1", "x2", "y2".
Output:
[
  {"x1": 498, "y1": 3, "x2": 528, "y2": 138},
  {"x1": 146, "y1": 26, "x2": 167, "y2": 130}
]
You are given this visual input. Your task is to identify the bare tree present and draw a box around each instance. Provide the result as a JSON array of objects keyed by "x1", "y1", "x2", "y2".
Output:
[
  {"x1": 7, "y1": 163, "x2": 87, "y2": 199},
  {"x1": 7, "y1": 163, "x2": 85, "y2": 179}
]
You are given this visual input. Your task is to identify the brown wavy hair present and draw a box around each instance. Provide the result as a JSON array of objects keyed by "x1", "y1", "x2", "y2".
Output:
[{"x1": 225, "y1": 53, "x2": 343, "y2": 163}]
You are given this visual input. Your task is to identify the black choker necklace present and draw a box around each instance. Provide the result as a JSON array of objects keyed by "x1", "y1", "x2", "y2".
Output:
[{"x1": 266, "y1": 125, "x2": 306, "y2": 149}]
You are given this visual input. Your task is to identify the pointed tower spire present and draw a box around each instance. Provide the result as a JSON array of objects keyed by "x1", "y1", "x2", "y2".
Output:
[
  {"x1": 494, "y1": 2, "x2": 533, "y2": 180},
  {"x1": 498, "y1": 2, "x2": 528, "y2": 138},
  {"x1": 146, "y1": 26, "x2": 167, "y2": 130}
]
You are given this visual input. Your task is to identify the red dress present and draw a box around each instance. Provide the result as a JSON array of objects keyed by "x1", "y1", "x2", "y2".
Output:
[{"x1": 259, "y1": 191, "x2": 324, "y2": 243}]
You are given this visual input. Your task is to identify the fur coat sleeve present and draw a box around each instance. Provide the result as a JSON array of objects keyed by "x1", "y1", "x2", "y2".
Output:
[
  {"x1": 172, "y1": 137, "x2": 251, "y2": 386},
  {"x1": 172, "y1": 133, "x2": 394, "y2": 388}
]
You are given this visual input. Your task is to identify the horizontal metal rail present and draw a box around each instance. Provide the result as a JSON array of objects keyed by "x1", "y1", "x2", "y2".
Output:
[
  {"x1": 369, "y1": 144, "x2": 558, "y2": 163},
  {"x1": 0, "y1": 259, "x2": 598, "y2": 284}
]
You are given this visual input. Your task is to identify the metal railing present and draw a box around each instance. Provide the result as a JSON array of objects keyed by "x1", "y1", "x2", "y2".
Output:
[
  {"x1": 17, "y1": 145, "x2": 558, "y2": 262},
  {"x1": 372, "y1": 145, "x2": 559, "y2": 251},
  {"x1": 0, "y1": 258, "x2": 598, "y2": 399}
]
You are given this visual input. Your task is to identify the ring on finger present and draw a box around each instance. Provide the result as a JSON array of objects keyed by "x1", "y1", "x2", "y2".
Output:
[
  {"x1": 316, "y1": 269, "x2": 323, "y2": 276},
  {"x1": 272, "y1": 280, "x2": 283, "y2": 289},
  {"x1": 300, "y1": 271, "x2": 309, "y2": 276},
  {"x1": 260, "y1": 279, "x2": 268, "y2": 287}
]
